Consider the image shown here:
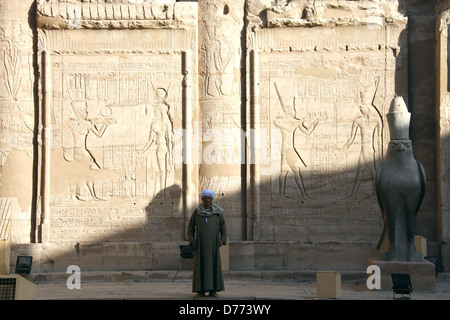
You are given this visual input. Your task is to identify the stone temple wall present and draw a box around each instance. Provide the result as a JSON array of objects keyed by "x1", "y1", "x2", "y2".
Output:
[{"x1": 0, "y1": 0, "x2": 448, "y2": 272}]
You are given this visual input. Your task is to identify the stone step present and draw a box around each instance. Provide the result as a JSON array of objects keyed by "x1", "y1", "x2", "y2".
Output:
[{"x1": 30, "y1": 269, "x2": 369, "y2": 284}]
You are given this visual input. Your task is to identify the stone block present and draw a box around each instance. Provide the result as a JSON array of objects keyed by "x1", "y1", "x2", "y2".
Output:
[
  {"x1": 229, "y1": 242, "x2": 256, "y2": 269},
  {"x1": 316, "y1": 271, "x2": 341, "y2": 299},
  {"x1": 152, "y1": 242, "x2": 180, "y2": 269},
  {"x1": 79, "y1": 243, "x2": 104, "y2": 271},
  {"x1": 230, "y1": 241, "x2": 377, "y2": 271},
  {"x1": 103, "y1": 242, "x2": 152, "y2": 271},
  {"x1": 371, "y1": 260, "x2": 436, "y2": 292},
  {"x1": 415, "y1": 235, "x2": 427, "y2": 257}
]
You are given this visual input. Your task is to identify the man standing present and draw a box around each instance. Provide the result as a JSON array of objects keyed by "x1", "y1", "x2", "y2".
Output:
[{"x1": 187, "y1": 189, "x2": 227, "y2": 297}]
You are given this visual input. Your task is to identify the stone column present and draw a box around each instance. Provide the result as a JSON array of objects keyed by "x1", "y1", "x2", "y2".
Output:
[
  {"x1": 198, "y1": 0, "x2": 246, "y2": 239},
  {"x1": 182, "y1": 49, "x2": 199, "y2": 235},
  {"x1": 436, "y1": 0, "x2": 450, "y2": 272},
  {"x1": 249, "y1": 49, "x2": 261, "y2": 240},
  {"x1": 40, "y1": 50, "x2": 51, "y2": 243}
]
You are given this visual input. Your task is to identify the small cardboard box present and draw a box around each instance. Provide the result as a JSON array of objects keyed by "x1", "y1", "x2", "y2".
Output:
[
  {"x1": 415, "y1": 235, "x2": 427, "y2": 257},
  {"x1": 0, "y1": 239, "x2": 10, "y2": 275},
  {"x1": 316, "y1": 271, "x2": 341, "y2": 299}
]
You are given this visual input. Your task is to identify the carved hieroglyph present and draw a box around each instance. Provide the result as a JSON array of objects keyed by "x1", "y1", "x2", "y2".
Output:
[{"x1": 246, "y1": 0, "x2": 407, "y2": 241}]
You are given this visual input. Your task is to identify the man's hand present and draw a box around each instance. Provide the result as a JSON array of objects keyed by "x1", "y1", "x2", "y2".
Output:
[
  {"x1": 192, "y1": 241, "x2": 198, "y2": 250},
  {"x1": 218, "y1": 240, "x2": 223, "y2": 247}
]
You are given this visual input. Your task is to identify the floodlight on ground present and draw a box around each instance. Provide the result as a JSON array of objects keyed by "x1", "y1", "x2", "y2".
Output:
[
  {"x1": 15, "y1": 256, "x2": 32, "y2": 276},
  {"x1": 392, "y1": 273, "x2": 412, "y2": 299},
  {"x1": 175, "y1": 244, "x2": 194, "y2": 281}
]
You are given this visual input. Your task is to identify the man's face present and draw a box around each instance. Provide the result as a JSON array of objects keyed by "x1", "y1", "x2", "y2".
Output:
[{"x1": 202, "y1": 195, "x2": 212, "y2": 208}]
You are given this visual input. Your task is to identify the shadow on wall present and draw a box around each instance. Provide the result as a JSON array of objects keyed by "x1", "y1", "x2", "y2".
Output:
[{"x1": 7, "y1": 136, "x2": 435, "y2": 274}]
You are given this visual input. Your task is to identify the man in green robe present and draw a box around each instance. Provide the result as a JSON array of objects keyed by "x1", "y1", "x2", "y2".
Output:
[{"x1": 187, "y1": 189, "x2": 227, "y2": 297}]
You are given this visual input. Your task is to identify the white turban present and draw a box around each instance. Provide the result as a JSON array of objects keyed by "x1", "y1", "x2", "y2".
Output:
[{"x1": 201, "y1": 189, "x2": 215, "y2": 199}]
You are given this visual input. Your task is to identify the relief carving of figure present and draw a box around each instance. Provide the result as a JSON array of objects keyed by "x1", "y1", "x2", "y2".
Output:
[
  {"x1": 201, "y1": 22, "x2": 233, "y2": 97},
  {"x1": 140, "y1": 85, "x2": 174, "y2": 198},
  {"x1": 65, "y1": 101, "x2": 115, "y2": 169},
  {"x1": 65, "y1": 101, "x2": 115, "y2": 201},
  {"x1": 340, "y1": 78, "x2": 382, "y2": 199},
  {"x1": 273, "y1": 82, "x2": 326, "y2": 200}
]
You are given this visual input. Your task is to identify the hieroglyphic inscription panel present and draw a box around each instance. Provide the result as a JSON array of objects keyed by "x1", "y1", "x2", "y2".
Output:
[
  {"x1": 259, "y1": 50, "x2": 386, "y2": 200},
  {"x1": 251, "y1": 23, "x2": 407, "y2": 241},
  {"x1": 51, "y1": 53, "x2": 182, "y2": 198},
  {"x1": 39, "y1": 28, "x2": 193, "y2": 243}
]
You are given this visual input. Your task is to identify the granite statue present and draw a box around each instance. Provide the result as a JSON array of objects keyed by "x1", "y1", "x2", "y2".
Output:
[{"x1": 375, "y1": 96, "x2": 426, "y2": 261}]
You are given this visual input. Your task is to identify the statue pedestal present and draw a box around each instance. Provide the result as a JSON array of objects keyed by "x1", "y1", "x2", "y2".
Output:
[{"x1": 371, "y1": 260, "x2": 436, "y2": 292}]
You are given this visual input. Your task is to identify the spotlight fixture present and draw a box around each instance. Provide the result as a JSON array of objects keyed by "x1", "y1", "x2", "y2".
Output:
[
  {"x1": 15, "y1": 256, "x2": 32, "y2": 276},
  {"x1": 391, "y1": 273, "x2": 412, "y2": 299}
]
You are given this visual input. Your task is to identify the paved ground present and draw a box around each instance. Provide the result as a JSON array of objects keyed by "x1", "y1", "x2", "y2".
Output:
[
  {"x1": 35, "y1": 278, "x2": 450, "y2": 300},
  {"x1": 33, "y1": 270, "x2": 450, "y2": 300},
  {"x1": 22, "y1": 270, "x2": 448, "y2": 319}
]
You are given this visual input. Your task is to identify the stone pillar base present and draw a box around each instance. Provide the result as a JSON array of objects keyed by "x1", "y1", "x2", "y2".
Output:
[{"x1": 371, "y1": 260, "x2": 436, "y2": 292}]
